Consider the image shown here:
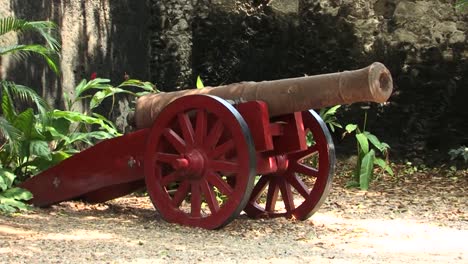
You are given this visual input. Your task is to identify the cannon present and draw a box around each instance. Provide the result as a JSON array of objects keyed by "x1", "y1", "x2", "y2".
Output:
[{"x1": 20, "y1": 62, "x2": 393, "y2": 229}]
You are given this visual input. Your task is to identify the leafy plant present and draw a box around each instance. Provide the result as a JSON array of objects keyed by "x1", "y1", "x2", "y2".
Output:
[
  {"x1": 343, "y1": 110, "x2": 393, "y2": 190},
  {"x1": 448, "y1": 146, "x2": 468, "y2": 163},
  {"x1": 36, "y1": 77, "x2": 157, "y2": 170},
  {"x1": 319, "y1": 105, "x2": 343, "y2": 133},
  {"x1": 0, "y1": 76, "x2": 156, "y2": 214},
  {"x1": 0, "y1": 17, "x2": 62, "y2": 213},
  {"x1": 0, "y1": 167, "x2": 33, "y2": 213}
]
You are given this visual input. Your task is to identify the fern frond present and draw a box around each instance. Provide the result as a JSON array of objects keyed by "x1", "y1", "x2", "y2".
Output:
[
  {"x1": 0, "y1": 44, "x2": 60, "y2": 74},
  {"x1": 0, "y1": 17, "x2": 27, "y2": 36},
  {"x1": 0, "y1": 17, "x2": 61, "y2": 74},
  {"x1": 24, "y1": 21, "x2": 61, "y2": 52},
  {"x1": 1, "y1": 81, "x2": 50, "y2": 116},
  {"x1": 0, "y1": 116, "x2": 21, "y2": 149},
  {"x1": 0, "y1": 17, "x2": 60, "y2": 51}
]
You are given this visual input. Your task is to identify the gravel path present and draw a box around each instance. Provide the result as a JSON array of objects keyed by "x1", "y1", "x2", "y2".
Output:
[{"x1": 1, "y1": 172, "x2": 467, "y2": 263}]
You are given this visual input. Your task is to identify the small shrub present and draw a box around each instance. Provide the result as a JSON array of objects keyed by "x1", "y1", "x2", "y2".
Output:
[
  {"x1": 449, "y1": 146, "x2": 468, "y2": 163},
  {"x1": 319, "y1": 105, "x2": 393, "y2": 190}
]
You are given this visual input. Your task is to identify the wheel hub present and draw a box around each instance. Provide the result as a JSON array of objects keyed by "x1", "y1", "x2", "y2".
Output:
[
  {"x1": 275, "y1": 155, "x2": 289, "y2": 174},
  {"x1": 175, "y1": 150, "x2": 206, "y2": 180}
]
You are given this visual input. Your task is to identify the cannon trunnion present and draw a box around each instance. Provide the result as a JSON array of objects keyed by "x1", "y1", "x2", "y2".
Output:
[{"x1": 20, "y1": 63, "x2": 392, "y2": 229}]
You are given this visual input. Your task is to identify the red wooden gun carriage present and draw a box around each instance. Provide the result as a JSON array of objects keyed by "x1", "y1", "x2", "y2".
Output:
[{"x1": 21, "y1": 63, "x2": 393, "y2": 229}]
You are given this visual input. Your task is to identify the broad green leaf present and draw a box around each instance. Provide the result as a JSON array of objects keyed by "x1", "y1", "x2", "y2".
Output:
[
  {"x1": 345, "y1": 124, "x2": 358, "y2": 133},
  {"x1": 1, "y1": 187, "x2": 33, "y2": 200},
  {"x1": 356, "y1": 133, "x2": 369, "y2": 154},
  {"x1": 66, "y1": 131, "x2": 115, "y2": 145},
  {"x1": 45, "y1": 126, "x2": 69, "y2": 143},
  {"x1": 90, "y1": 87, "x2": 134, "y2": 110},
  {"x1": 135, "y1": 91, "x2": 152, "y2": 97},
  {"x1": 374, "y1": 158, "x2": 394, "y2": 176},
  {"x1": 359, "y1": 149, "x2": 375, "y2": 190},
  {"x1": 0, "y1": 203, "x2": 17, "y2": 213},
  {"x1": 0, "y1": 197, "x2": 31, "y2": 211},
  {"x1": 322, "y1": 105, "x2": 341, "y2": 118},
  {"x1": 29, "y1": 140, "x2": 52, "y2": 160},
  {"x1": 0, "y1": 168, "x2": 16, "y2": 190},
  {"x1": 89, "y1": 90, "x2": 108, "y2": 110},
  {"x1": 49, "y1": 117, "x2": 71, "y2": 136},
  {"x1": 13, "y1": 108, "x2": 34, "y2": 138},
  {"x1": 381, "y1": 142, "x2": 390, "y2": 152},
  {"x1": 363, "y1": 131, "x2": 388, "y2": 153},
  {"x1": 119, "y1": 79, "x2": 156, "y2": 92},
  {"x1": 91, "y1": 113, "x2": 120, "y2": 136},
  {"x1": 0, "y1": 182, "x2": 6, "y2": 191},
  {"x1": 1, "y1": 86, "x2": 16, "y2": 122},
  {"x1": 75, "y1": 78, "x2": 112, "y2": 98},
  {"x1": 74, "y1": 79, "x2": 88, "y2": 98},
  {"x1": 25, "y1": 151, "x2": 70, "y2": 172},
  {"x1": 52, "y1": 110, "x2": 101, "y2": 125},
  {"x1": 196, "y1": 76, "x2": 204, "y2": 89}
]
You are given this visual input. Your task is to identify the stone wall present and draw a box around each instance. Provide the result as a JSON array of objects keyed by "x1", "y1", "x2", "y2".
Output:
[
  {"x1": 187, "y1": 0, "x2": 467, "y2": 162},
  {"x1": 1, "y1": 0, "x2": 466, "y2": 161}
]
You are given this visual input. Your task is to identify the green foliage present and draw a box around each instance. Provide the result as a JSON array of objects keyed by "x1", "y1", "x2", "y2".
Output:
[
  {"x1": 319, "y1": 105, "x2": 393, "y2": 190},
  {"x1": 0, "y1": 76, "x2": 156, "y2": 214},
  {"x1": 456, "y1": 0, "x2": 468, "y2": 9},
  {"x1": 0, "y1": 16, "x2": 61, "y2": 213},
  {"x1": 196, "y1": 76, "x2": 205, "y2": 89},
  {"x1": 343, "y1": 113, "x2": 393, "y2": 191},
  {"x1": 319, "y1": 105, "x2": 343, "y2": 132},
  {"x1": 0, "y1": 17, "x2": 61, "y2": 74},
  {"x1": 0, "y1": 167, "x2": 32, "y2": 213},
  {"x1": 448, "y1": 146, "x2": 468, "y2": 163}
]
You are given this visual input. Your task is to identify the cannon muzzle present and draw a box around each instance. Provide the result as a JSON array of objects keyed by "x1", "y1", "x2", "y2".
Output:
[{"x1": 135, "y1": 62, "x2": 393, "y2": 129}]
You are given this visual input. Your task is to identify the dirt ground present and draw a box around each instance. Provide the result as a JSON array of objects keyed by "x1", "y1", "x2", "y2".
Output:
[{"x1": 1, "y1": 165, "x2": 467, "y2": 264}]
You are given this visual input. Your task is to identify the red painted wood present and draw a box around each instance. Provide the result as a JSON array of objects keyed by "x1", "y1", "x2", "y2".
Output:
[
  {"x1": 80, "y1": 180, "x2": 146, "y2": 203},
  {"x1": 269, "y1": 112, "x2": 307, "y2": 155},
  {"x1": 235, "y1": 101, "x2": 274, "y2": 152},
  {"x1": 20, "y1": 129, "x2": 149, "y2": 207}
]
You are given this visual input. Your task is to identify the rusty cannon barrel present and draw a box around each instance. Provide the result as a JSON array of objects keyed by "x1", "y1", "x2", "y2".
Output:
[{"x1": 135, "y1": 62, "x2": 393, "y2": 129}]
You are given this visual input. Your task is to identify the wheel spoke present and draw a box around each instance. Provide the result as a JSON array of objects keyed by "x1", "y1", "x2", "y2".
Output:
[
  {"x1": 160, "y1": 171, "x2": 180, "y2": 187},
  {"x1": 291, "y1": 162, "x2": 319, "y2": 177},
  {"x1": 154, "y1": 152, "x2": 180, "y2": 164},
  {"x1": 265, "y1": 180, "x2": 280, "y2": 212},
  {"x1": 207, "y1": 171, "x2": 233, "y2": 196},
  {"x1": 171, "y1": 181, "x2": 190, "y2": 207},
  {"x1": 194, "y1": 109, "x2": 207, "y2": 145},
  {"x1": 208, "y1": 139, "x2": 234, "y2": 159},
  {"x1": 178, "y1": 112, "x2": 195, "y2": 146},
  {"x1": 210, "y1": 160, "x2": 239, "y2": 173},
  {"x1": 249, "y1": 176, "x2": 269, "y2": 202},
  {"x1": 200, "y1": 179, "x2": 220, "y2": 214},
  {"x1": 163, "y1": 128, "x2": 186, "y2": 154},
  {"x1": 286, "y1": 173, "x2": 310, "y2": 198},
  {"x1": 190, "y1": 182, "x2": 202, "y2": 217},
  {"x1": 205, "y1": 119, "x2": 224, "y2": 149},
  {"x1": 289, "y1": 145, "x2": 319, "y2": 161},
  {"x1": 278, "y1": 181, "x2": 295, "y2": 212}
]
